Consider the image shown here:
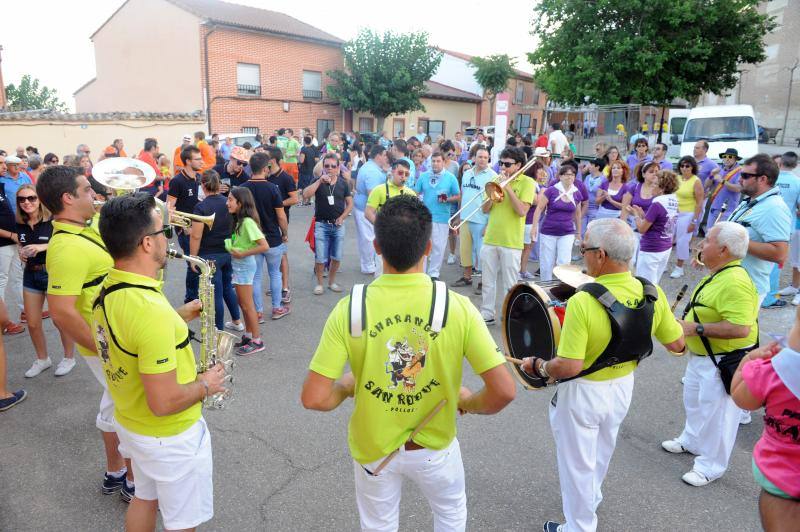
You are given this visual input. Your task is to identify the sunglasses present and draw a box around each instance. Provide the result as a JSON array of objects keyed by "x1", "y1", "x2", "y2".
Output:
[
  {"x1": 17, "y1": 195, "x2": 38, "y2": 203},
  {"x1": 395, "y1": 170, "x2": 410, "y2": 177},
  {"x1": 141, "y1": 225, "x2": 173, "y2": 242},
  {"x1": 679, "y1": 164, "x2": 693, "y2": 168},
  {"x1": 740, "y1": 172, "x2": 761, "y2": 180},
  {"x1": 499, "y1": 161, "x2": 517, "y2": 168},
  {"x1": 579, "y1": 246, "x2": 600, "y2": 256},
  {"x1": 722, "y1": 155, "x2": 737, "y2": 159},
  {"x1": 323, "y1": 164, "x2": 339, "y2": 169}
]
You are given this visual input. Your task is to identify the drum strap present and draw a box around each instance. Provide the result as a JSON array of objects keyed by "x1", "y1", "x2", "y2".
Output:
[
  {"x1": 349, "y1": 279, "x2": 448, "y2": 338},
  {"x1": 562, "y1": 276, "x2": 657, "y2": 381}
]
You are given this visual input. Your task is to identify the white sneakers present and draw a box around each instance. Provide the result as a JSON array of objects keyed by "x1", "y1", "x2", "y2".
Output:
[
  {"x1": 793, "y1": 292, "x2": 800, "y2": 306},
  {"x1": 669, "y1": 266, "x2": 684, "y2": 279},
  {"x1": 313, "y1": 285, "x2": 324, "y2": 295},
  {"x1": 225, "y1": 321, "x2": 245, "y2": 332},
  {"x1": 25, "y1": 358, "x2": 52, "y2": 378},
  {"x1": 682, "y1": 470, "x2": 713, "y2": 487},
  {"x1": 661, "y1": 439, "x2": 689, "y2": 454},
  {"x1": 25, "y1": 357, "x2": 76, "y2": 378},
  {"x1": 447, "y1": 253, "x2": 457, "y2": 265},
  {"x1": 778, "y1": 285, "x2": 799, "y2": 297}
]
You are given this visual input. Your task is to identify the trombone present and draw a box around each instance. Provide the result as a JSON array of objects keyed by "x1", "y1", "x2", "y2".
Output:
[
  {"x1": 449, "y1": 157, "x2": 537, "y2": 230},
  {"x1": 91, "y1": 157, "x2": 215, "y2": 229}
]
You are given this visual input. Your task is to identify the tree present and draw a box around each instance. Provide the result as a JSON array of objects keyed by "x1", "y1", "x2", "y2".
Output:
[
  {"x1": 5, "y1": 74, "x2": 68, "y2": 112},
  {"x1": 470, "y1": 54, "x2": 517, "y2": 126},
  {"x1": 327, "y1": 29, "x2": 442, "y2": 134},
  {"x1": 528, "y1": 0, "x2": 775, "y2": 107}
]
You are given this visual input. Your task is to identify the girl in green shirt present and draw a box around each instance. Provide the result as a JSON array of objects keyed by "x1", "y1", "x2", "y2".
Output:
[{"x1": 225, "y1": 187, "x2": 269, "y2": 355}]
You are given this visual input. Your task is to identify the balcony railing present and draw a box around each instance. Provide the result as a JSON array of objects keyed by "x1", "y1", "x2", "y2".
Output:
[
  {"x1": 237, "y1": 84, "x2": 261, "y2": 96},
  {"x1": 303, "y1": 89, "x2": 323, "y2": 100}
]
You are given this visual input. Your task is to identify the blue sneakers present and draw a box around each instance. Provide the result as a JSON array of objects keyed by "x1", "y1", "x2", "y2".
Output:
[
  {"x1": 0, "y1": 390, "x2": 27, "y2": 412},
  {"x1": 102, "y1": 471, "x2": 126, "y2": 495},
  {"x1": 120, "y1": 480, "x2": 135, "y2": 503}
]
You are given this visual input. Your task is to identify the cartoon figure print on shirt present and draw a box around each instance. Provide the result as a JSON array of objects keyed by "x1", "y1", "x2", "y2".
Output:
[
  {"x1": 95, "y1": 324, "x2": 111, "y2": 364},
  {"x1": 386, "y1": 338, "x2": 426, "y2": 391}
]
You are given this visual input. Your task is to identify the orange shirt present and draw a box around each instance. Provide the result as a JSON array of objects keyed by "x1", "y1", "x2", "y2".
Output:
[
  {"x1": 198, "y1": 140, "x2": 215, "y2": 172},
  {"x1": 174, "y1": 146, "x2": 185, "y2": 174}
]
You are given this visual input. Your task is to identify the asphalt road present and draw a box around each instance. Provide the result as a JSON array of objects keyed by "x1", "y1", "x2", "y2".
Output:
[{"x1": 1, "y1": 204, "x2": 784, "y2": 531}]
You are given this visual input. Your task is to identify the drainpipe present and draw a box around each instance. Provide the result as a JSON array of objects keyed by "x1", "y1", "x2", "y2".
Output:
[{"x1": 203, "y1": 23, "x2": 217, "y2": 133}]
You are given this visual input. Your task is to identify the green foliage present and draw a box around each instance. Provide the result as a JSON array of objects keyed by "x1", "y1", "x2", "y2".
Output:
[
  {"x1": 528, "y1": 0, "x2": 775, "y2": 105},
  {"x1": 470, "y1": 54, "x2": 517, "y2": 97},
  {"x1": 327, "y1": 29, "x2": 442, "y2": 131},
  {"x1": 5, "y1": 74, "x2": 68, "y2": 112}
]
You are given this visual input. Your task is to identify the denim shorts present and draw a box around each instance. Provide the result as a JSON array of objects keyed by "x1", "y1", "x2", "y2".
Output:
[
  {"x1": 314, "y1": 221, "x2": 345, "y2": 263},
  {"x1": 23, "y1": 268, "x2": 49, "y2": 294},
  {"x1": 231, "y1": 255, "x2": 257, "y2": 285}
]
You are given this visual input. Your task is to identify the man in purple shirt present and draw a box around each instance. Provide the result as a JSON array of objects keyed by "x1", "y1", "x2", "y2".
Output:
[
  {"x1": 706, "y1": 148, "x2": 742, "y2": 228},
  {"x1": 652, "y1": 143, "x2": 673, "y2": 171},
  {"x1": 693, "y1": 140, "x2": 719, "y2": 186}
]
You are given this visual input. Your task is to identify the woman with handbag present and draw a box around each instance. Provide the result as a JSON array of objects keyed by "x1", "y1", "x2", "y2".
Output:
[{"x1": 662, "y1": 221, "x2": 759, "y2": 487}]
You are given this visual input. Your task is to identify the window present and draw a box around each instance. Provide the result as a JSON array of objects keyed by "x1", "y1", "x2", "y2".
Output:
[
  {"x1": 303, "y1": 71, "x2": 323, "y2": 99},
  {"x1": 532, "y1": 87, "x2": 541, "y2": 106},
  {"x1": 683, "y1": 116, "x2": 756, "y2": 142},
  {"x1": 237, "y1": 63, "x2": 261, "y2": 96},
  {"x1": 317, "y1": 119, "x2": 335, "y2": 142},
  {"x1": 515, "y1": 82, "x2": 524, "y2": 104},
  {"x1": 418, "y1": 119, "x2": 445, "y2": 140},
  {"x1": 392, "y1": 118, "x2": 405, "y2": 138},
  {"x1": 460, "y1": 121, "x2": 471, "y2": 133},
  {"x1": 358, "y1": 117, "x2": 374, "y2": 132},
  {"x1": 531, "y1": 119, "x2": 538, "y2": 136},
  {"x1": 515, "y1": 113, "x2": 531, "y2": 134},
  {"x1": 241, "y1": 127, "x2": 259, "y2": 135}
]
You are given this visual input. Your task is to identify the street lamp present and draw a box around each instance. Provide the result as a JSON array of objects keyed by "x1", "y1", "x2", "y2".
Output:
[
  {"x1": 737, "y1": 69, "x2": 749, "y2": 104},
  {"x1": 781, "y1": 59, "x2": 799, "y2": 146}
]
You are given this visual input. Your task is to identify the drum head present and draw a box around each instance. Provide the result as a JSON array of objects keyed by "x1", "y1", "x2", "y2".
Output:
[{"x1": 501, "y1": 282, "x2": 561, "y2": 390}]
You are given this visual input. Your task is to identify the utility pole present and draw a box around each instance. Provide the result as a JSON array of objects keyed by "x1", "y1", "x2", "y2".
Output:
[
  {"x1": 781, "y1": 59, "x2": 799, "y2": 146},
  {"x1": 737, "y1": 69, "x2": 749, "y2": 104}
]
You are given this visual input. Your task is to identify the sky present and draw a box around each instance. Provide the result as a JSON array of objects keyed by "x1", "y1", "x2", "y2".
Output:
[{"x1": 1, "y1": 0, "x2": 538, "y2": 111}]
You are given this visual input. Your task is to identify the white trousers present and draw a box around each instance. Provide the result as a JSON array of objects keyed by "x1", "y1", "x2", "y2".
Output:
[
  {"x1": 549, "y1": 373, "x2": 634, "y2": 532},
  {"x1": 677, "y1": 354, "x2": 741, "y2": 480},
  {"x1": 479, "y1": 244, "x2": 521, "y2": 320},
  {"x1": 674, "y1": 211, "x2": 694, "y2": 261},
  {"x1": 354, "y1": 208, "x2": 377, "y2": 274},
  {"x1": 82, "y1": 355, "x2": 117, "y2": 433},
  {"x1": 0, "y1": 244, "x2": 24, "y2": 314},
  {"x1": 539, "y1": 233, "x2": 575, "y2": 282},
  {"x1": 427, "y1": 223, "x2": 450, "y2": 279},
  {"x1": 635, "y1": 249, "x2": 672, "y2": 285},
  {"x1": 353, "y1": 438, "x2": 466, "y2": 532}
]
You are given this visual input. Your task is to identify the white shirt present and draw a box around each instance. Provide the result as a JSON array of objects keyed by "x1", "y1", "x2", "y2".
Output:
[{"x1": 549, "y1": 130, "x2": 569, "y2": 155}]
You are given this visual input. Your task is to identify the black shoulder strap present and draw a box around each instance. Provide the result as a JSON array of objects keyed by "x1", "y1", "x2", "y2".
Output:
[
  {"x1": 428, "y1": 280, "x2": 449, "y2": 332},
  {"x1": 348, "y1": 279, "x2": 449, "y2": 337},
  {"x1": 349, "y1": 284, "x2": 368, "y2": 337},
  {"x1": 681, "y1": 264, "x2": 742, "y2": 319},
  {"x1": 53, "y1": 229, "x2": 108, "y2": 253},
  {"x1": 577, "y1": 282, "x2": 616, "y2": 309}
]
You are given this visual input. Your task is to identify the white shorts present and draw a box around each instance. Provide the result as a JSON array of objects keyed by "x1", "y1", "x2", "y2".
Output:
[
  {"x1": 792, "y1": 230, "x2": 800, "y2": 269},
  {"x1": 524, "y1": 224, "x2": 533, "y2": 245},
  {"x1": 115, "y1": 418, "x2": 214, "y2": 530},
  {"x1": 82, "y1": 355, "x2": 116, "y2": 432}
]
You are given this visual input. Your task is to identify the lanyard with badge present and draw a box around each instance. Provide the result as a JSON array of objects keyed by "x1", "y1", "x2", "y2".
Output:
[
  {"x1": 327, "y1": 182, "x2": 335, "y2": 206},
  {"x1": 728, "y1": 190, "x2": 781, "y2": 228}
]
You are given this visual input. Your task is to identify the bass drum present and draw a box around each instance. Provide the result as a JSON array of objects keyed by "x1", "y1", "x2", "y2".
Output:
[{"x1": 501, "y1": 282, "x2": 562, "y2": 390}]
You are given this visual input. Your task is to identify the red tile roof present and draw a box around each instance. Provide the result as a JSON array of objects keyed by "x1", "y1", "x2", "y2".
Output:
[{"x1": 424, "y1": 81, "x2": 482, "y2": 102}]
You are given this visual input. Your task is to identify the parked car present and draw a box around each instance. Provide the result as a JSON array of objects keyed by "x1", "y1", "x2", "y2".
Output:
[
  {"x1": 464, "y1": 125, "x2": 495, "y2": 142},
  {"x1": 679, "y1": 105, "x2": 758, "y2": 161},
  {"x1": 217, "y1": 133, "x2": 260, "y2": 147}
]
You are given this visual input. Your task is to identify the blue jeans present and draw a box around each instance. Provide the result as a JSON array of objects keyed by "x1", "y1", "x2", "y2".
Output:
[
  {"x1": 761, "y1": 262, "x2": 781, "y2": 307},
  {"x1": 314, "y1": 222, "x2": 345, "y2": 263},
  {"x1": 198, "y1": 252, "x2": 240, "y2": 331},
  {"x1": 253, "y1": 243, "x2": 286, "y2": 313},
  {"x1": 178, "y1": 232, "x2": 199, "y2": 303}
]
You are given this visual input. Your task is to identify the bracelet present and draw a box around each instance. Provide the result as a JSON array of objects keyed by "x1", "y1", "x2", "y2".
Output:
[
  {"x1": 198, "y1": 378, "x2": 209, "y2": 399},
  {"x1": 539, "y1": 360, "x2": 551, "y2": 379}
]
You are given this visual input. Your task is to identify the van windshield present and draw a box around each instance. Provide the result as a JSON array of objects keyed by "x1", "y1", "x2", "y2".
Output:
[
  {"x1": 670, "y1": 117, "x2": 687, "y2": 135},
  {"x1": 684, "y1": 116, "x2": 756, "y2": 142}
]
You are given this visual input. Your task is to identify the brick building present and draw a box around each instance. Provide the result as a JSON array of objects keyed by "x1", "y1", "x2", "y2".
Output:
[{"x1": 75, "y1": 0, "x2": 346, "y2": 140}]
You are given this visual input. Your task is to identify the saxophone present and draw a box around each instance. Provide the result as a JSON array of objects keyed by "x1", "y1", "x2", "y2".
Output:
[{"x1": 168, "y1": 248, "x2": 237, "y2": 409}]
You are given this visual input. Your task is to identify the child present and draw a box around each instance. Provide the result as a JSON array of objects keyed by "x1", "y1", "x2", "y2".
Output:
[{"x1": 225, "y1": 187, "x2": 269, "y2": 355}]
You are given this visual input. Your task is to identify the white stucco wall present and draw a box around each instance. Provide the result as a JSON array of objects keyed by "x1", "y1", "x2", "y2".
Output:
[{"x1": 431, "y1": 54, "x2": 483, "y2": 97}]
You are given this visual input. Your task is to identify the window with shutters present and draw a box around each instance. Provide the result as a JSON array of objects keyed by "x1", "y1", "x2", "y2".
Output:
[
  {"x1": 515, "y1": 82, "x2": 524, "y2": 104},
  {"x1": 303, "y1": 71, "x2": 323, "y2": 99},
  {"x1": 237, "y1": 63, "x2": 261, "y2": 96}
]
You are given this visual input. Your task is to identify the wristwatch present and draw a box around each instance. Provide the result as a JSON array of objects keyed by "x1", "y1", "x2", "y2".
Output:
[{"x1": 695, "y1": 324, "x2": 705, "y2": 337}]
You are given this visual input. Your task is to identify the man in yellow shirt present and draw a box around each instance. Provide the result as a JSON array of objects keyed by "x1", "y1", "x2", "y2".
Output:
[
  {"x1": 662, "y1": 221, "x2": 758, "y2": 487},
  {"x1": 521, "y1": 218, "x2": 684, "y2": 532},
  {"x1": 37, "y1": 165, "x2": 133, "y2": 500},
  {"x1": 302, "y1": 195, "x2": 515, "y2": 531},
  {"x1": 93, "y1": 193, "x2": 226, "y2": 531},
  {"x1": 479, "y1": 147, "x2": 535, "y2": 324},
  {"x1": 365, "y1": 160, "x2": 414, "y2": 277}
]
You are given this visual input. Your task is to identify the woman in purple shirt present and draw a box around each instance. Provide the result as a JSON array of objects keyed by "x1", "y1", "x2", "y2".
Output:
[
  {"x1": 520, "y1": 162, "x2": 547, "y2": 279},
  {"x1": 630, "y1": 170, "x2": 680, "y2": 283},
  {"x1": 622, "y1": 161, "x2": 660, "y2": 258},
  {"x1": 595, "y1": 160, "x2": 630, "y2": 219},
  {"x1": 625, "y1": 137, "x2": 653, "y2": 171},
  {"x1": 531, "y1": 165, "x2": 583, "y2": 282}
]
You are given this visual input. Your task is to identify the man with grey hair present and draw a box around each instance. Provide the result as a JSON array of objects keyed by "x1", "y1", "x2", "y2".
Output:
[
  {"x1": 662, "y1": 221, "x2": 759, "y2": 487},
  {"x1": 521, "y1": 218, "x2": 684, "y2": 532}
]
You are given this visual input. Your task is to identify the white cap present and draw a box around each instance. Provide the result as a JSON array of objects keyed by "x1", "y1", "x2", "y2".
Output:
[{"x1": 5, "y1": 155, "x2": 21, "y2": 164}]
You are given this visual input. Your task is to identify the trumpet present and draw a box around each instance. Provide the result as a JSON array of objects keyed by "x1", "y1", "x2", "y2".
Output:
[
  {"x1": 449, "y1": 157, "x2": 537, "y2": 230},
  {"x1": 90, "y1": 156, "x2": 215, "y2": 229}
]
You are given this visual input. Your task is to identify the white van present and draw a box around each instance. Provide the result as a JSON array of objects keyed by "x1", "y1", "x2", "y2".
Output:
[
  {"x1": 679, "y1": 105, "x2": 758, "y2": 161},
  {"x1": 666, "y1": 108, "x2": 689, "y2": 159}
]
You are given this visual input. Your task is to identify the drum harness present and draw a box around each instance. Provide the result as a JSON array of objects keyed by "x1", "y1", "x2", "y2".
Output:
[{"x1": 348, "y1": 279, "x2": 449, "y2": 338}]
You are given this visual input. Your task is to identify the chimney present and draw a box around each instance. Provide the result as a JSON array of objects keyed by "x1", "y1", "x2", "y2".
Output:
[{"x1": 0, "y1": 45, "x2": 6, "y2": 110}]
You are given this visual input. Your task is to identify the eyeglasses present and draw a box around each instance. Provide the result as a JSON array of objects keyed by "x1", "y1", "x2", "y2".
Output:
[
  {"x1": 395, "y1": 170, "x2": 410, "y2": 177},
  {"x1": 499, "y1": 161, "x2": 517, "y2": 168},
  {"x1": 721, "y1": 155, "x2": 737, "y2": 159},
  {"x1": 740, "y1": 172, "x2": 760, "y2": 180},
  {"x1": 323, "y1": 164, "x2": 339, "y2": 169},
  {"x1": 141, "y1": 225, "x2": 173, "y2": 243},
  {"x1": 579, "y1": 246, "x2": 601, "y2": 256},
  {"x1": 679, "y1": 164, "x2": 692, "y2": 168},
  {"x1": 17, "y1": 195, "x2": 38, "y2": 203}
]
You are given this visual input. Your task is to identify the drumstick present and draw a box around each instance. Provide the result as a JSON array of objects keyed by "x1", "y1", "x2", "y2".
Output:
[
  {"x1": 505, "y1": 355, "x2": 524, "y2": 366},
  {"x1": 671, "y1": 284, "x2": 688, "y2": 313},
  {"x1": 370, "y1": 399, "x2": 447, "y2": 476}
]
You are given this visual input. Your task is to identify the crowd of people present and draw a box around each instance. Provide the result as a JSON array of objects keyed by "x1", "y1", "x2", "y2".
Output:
[{"x1": 0, "y1": 122, "x2": 799, "y2": 532}]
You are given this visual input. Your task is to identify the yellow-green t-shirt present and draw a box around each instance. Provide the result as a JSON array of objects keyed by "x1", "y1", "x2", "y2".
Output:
[
  {"x1": 92, "y1": 268, "x2": 201, "y2": 437},
  {"x1": 225, "y1": 216, "x2": 265, "y2": 252},
  {"x1": 558, "y1": 272, "x2": 682, "y2": 381},
  {"x1": 46, "y1": 216, "x2": 113, "y2": 357},
  {"x1": 686, "y1": 260, "x2": 758, "y2": 355},
  {"x1": 366, "y1": 180, "x2": 410, "y2": 212},
  {"x1": 676, "y1": 175, "x2": 699, "y2": 213},
  {"x1": 309, "y1": 273, "x2": 504, "y2": 464},
  {"x1": 482, "y1": 174, "x2": 536, "y2": 249}
]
